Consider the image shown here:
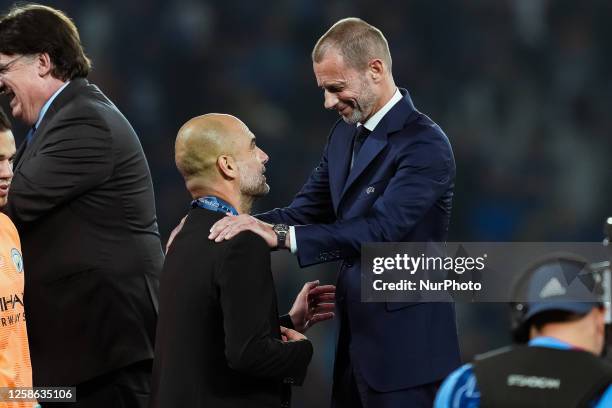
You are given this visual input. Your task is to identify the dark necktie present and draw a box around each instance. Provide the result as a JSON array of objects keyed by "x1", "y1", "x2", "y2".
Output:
[
  {"x1": 25, "y1": 126, "x2": 36, "y2": 146},
  {"x1": 350, "y1": 125, "x2": 371, "y2": 169}
]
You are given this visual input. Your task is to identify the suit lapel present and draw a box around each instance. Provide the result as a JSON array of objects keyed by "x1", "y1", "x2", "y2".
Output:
[
  {"x1": 13, "y1": 78, "x2": 88, "y2": 171},
  {"x1": 337, "y1": 88, "x2": 418, "y2": 207},
  {"x1": 13, "y1": 139, "x2": 28, "y2": 171},
  {"x1": 340, "y1": 125, "x2": 388, "y2": 199},
  {"x1": 328, "y1": 124, "x2": 354, "y2": 210},
  {"x1": 15, "y1": 125, "x2": 46, "y2": 171}
]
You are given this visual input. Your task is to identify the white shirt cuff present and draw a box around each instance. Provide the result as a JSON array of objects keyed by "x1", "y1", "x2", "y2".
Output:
[{"x1": 289, "y1": 226, "x2": 297, "y2": 254}]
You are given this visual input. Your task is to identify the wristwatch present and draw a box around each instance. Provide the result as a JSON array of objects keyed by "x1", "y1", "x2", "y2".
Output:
[{"x1": 272, "y1": 224, "x2": 289, "y2": 250}]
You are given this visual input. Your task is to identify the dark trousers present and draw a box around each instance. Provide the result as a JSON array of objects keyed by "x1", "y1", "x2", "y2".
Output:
[
  {"x1": 42, "y1": 360, "x2": 152, "y2": 408},
  {"x1": 331, "y1": 300, "x2": 439, "y2": 408},
  {"x1": 332, "y1": 358, "x2": 440, "y2": 408}
]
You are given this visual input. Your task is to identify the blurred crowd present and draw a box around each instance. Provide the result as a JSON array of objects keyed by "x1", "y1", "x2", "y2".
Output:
[
  {"x1": 2, "y1": 1, "x2": 610, "y2": 406},
  {"x1": 5, "y1": 0, "x2": 606, "y2": 242}
]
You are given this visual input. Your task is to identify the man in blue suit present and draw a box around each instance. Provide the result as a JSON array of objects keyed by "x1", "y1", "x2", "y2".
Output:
[{"x1": 208, "y1": 17, "x2": 461, "y2": 407}]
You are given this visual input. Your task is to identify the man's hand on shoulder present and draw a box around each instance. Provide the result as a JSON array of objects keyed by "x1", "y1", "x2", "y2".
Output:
[{"x1": 208, "y1": 214, "x2": 282, "y2": 249}]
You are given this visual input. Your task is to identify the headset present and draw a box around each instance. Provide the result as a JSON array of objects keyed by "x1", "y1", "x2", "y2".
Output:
[{"x1": 510, "y1": 217, "x2": 612, "y2": 345}]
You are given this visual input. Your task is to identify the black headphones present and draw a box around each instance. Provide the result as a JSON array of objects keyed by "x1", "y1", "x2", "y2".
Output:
[{"x1": 509, "y1": 253, "x2": 604, "y2": 343}]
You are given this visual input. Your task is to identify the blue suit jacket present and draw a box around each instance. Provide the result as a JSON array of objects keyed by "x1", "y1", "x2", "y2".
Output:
[{"x1": 259, "y1": 89, "x2": 461, "y2": 392}]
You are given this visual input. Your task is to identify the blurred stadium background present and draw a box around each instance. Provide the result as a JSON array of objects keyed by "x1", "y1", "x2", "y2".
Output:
[{"x1": 2, "y1": 0, "x2": 611, "y2": 406}]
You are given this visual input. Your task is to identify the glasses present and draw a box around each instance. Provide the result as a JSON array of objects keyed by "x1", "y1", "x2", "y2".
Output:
[
  {"x1": 0, "y1": 54, "x2": 34, "y2": 76},
  {"x1": 0, "y1": 55, "x2": 35, "y2": 95}
]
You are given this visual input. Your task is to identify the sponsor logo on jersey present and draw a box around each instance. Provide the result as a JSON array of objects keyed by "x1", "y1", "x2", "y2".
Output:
[{"x1": 10, "y1": 248, "x2": 23, "y2": 273}]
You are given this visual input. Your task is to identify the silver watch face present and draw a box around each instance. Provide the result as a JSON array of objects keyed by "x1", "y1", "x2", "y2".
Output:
[
  {"x1": 273, "y1": 224, "x2": 288, "y2": 248},
  {"x1": 274, "y1": 224, "x2": 289, "y2": 233}
]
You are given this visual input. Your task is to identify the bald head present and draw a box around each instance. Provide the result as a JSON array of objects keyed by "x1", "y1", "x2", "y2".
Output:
[
  {"x1": 175, "y1": 113, "x2": 249, "y2": 182},
  {"x1": 175, "y1": 113, "x2": 269, "y2": 211}
]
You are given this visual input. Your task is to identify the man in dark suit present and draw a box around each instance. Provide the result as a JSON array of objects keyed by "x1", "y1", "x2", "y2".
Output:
[
  {"x1": 0, "y1": 5, "x2": 163, "y2": 406},
  {"x1": 150, "y1": 114, "x2": 319, "y2": 408},
  {"x1": 208, "y1": 18, "x2": 461, "y2": 407}
]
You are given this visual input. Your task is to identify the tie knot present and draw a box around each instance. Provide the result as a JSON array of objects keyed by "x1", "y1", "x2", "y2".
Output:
[{"x1": 356, "y1": 126, "x2": 371, "y2": 141}]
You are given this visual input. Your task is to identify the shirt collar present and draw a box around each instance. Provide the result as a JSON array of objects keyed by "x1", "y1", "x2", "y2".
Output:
[
  {"x1": 528, "y1": 336, "x2": 573, "y2": 350},
  {"x1": 34, "y1": 81, "x2": 70, "y2": 130},
  {"x1": 359, "y1": 88, "x2": 402, "y2": 132}
]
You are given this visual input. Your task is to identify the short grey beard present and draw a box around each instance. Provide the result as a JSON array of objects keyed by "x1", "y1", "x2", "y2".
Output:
[
  {"x1": 238, "y1": 183, "x2": 269, "y2": 215},
  {"x1": 342, "y1": 78, "x2": 378, "y2": 125},
  {"x1": 239, "y1": 174, "x2": 269, "y2": 197},
  {"x1": 342, "y1": 109, "x2": 362, "y2": 125},
  {"x1": 238, "y1": 167, "x2": 270, "y2": 213}
]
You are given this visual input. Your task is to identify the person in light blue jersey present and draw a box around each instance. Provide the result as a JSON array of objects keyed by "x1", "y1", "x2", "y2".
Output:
[{"x1": 435, "y1": 254, "x2": 612, "y2": 408}]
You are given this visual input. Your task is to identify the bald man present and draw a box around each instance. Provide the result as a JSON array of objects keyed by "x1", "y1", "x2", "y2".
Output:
[{"x1": 149, "y1": 114, "x2": 320, "y2": 408}]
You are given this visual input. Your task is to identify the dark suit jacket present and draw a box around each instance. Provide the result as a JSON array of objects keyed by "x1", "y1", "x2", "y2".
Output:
[
  {"x1": 258, "y1": 89, "x2": 461, "y2": 394},
  {"x1": 6, "y1": 78, "x2": 163, "y2": 386},
  {"x1": 150, "y1": 208, "x2": 312, "y2": 408}
]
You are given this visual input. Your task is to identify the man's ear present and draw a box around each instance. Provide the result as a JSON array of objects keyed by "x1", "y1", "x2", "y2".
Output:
[
  {"x1": 595, "y1": 306, "x2": 606, "y2": 329},
  {"x1": 217, "y1": 155, "x2": 238, "y2": 180},
  {"x1": 368, "y1": 59, "x2": 385, "y2": 83},
  {"x1": 37, "y1": 53, "x2": 53, "y2": 77}
]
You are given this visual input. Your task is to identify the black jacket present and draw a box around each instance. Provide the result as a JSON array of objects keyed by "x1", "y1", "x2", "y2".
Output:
[
  {"x1": 150, "y1": 208, "x2": 312, "y2": 408},
  {"x1": 6, "y1": 78, "x2": 163, "y2": 386}
]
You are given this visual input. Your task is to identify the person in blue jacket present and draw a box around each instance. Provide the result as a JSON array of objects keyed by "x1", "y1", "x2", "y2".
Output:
[{"x1": 435, "y1": 253, "x2": 612, "y2": 408}]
